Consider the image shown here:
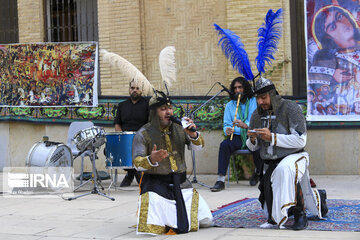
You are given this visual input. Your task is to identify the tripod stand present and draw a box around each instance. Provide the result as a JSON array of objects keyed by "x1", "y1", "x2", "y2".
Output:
[
  {"x1": 189, "y1": 88, "x2": 227, "y2": 188},
  {"x1": 72, "y1": 151, "x2": 103, "y2": 193},
  {"x1": 68, "y1": 139, "x2": 115, "y2": 201}
]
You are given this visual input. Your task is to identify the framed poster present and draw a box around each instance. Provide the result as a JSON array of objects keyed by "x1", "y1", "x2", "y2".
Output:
[{"x1": 306, "y1": 0, "x2": 360, "y2": 120}]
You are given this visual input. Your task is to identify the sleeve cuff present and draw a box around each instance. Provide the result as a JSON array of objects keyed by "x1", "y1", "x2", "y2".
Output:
[
  {"x1": 189, "y1": 132, "x2": 205, "y2": 147},
  {"x1": 189, "y1": 131, "x2": 199, "y2": 140},
  {"x1": 147, "y1": 155, "x2": 159, "y2": 167},
  {"x1": 270, "y1": 133, "x2": 277, "y2": 146}
]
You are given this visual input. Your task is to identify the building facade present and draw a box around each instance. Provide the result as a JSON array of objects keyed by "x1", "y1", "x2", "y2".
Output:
[{"x1": 0, "y1": 0, "x2": 359, "y2": 175}]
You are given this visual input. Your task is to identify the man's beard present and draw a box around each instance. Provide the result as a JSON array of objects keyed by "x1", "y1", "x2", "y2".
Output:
[
  {"x1": 131, "y1": 93, "x2": 141, "y2": 101},
  {"x1": 159, "y1": 115, "x2": 171, "y2": 128},
  {"x1": 234, "y1": 92, "x2": 247, "y2": 101},
  {"x1": 260, "y1": 104, "x2": 272, "y2": 111}
]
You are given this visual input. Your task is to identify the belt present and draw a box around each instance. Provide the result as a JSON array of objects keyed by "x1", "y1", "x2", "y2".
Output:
[
  {"x1": 143, "y1": 172, "x2": 186, "y2": 184},
  {"x1": 264, "y1": 148, "x2": 305, "y2": 164}
]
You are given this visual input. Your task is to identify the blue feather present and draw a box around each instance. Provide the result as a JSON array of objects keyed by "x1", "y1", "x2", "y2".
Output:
[
  {"x1": 214, "y1": 24, "x2": 254, "y2": 80},
  {"x1": 256, "y1": 9, "x2": 283, "y2": 75}
]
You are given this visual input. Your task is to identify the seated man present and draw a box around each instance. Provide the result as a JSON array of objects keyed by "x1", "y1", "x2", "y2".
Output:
[
  {"x1": 132, "y1": 91, "x2": 213, "y2": 235},
  {"x1": 246, "y1": 77, "x2": 328, "y2": 230},
  {"x1": 211, "y1": 77, "x2": 262, "y2": 192}
]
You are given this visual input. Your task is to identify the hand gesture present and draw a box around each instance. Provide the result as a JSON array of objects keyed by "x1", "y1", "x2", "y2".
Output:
[
  {"x1": 247, "y1": 129, "x2": 257, "y2": 143},
  {"x1": 225, "y1": 127, "x2": 234, "y2": 136},
  {"x1": 150, "y1": 144, "x2": 168, "y2": 164},
  {"x1": 254, "y1": 128, "x2": 272, "y2": 142},
  {"x1": 233, "y1": 119, "x2": 248, "y2": 129}
]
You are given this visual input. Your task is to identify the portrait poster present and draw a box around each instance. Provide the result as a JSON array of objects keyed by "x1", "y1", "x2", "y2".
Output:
[
  {"x1": 0, "y1": 42, "x2": 98, "y2": 107},
  {"x1": 306, "y1": 0, "x2": 360, "y2": 121}
]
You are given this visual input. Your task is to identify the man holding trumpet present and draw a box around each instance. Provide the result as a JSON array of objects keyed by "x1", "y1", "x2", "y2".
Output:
[{"x1": 211, "y1": 76, "x2": 262, "y2": 192}]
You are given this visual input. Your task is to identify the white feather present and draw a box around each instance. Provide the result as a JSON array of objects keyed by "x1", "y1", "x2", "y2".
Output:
[
  {"x1": 159, "y1": 46, "x2": 176, "y2": 89},
  {"x1": 100, "y1": 49, "x2": 153, "y2": 95}
]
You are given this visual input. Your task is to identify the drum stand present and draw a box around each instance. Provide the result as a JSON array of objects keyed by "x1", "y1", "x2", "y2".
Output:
[
  {"x1": 73, "y1": 169, "x2": 104, "y2": 193},
  {"x1": 107, "y1": 166, "x2": 119, "y2": 194},
  {"x1": 72, "y1": 151, "x2": 104, "y2": 192},
  {"x1": 68, "y1": 139, "x2": 115, "y2": 201}
]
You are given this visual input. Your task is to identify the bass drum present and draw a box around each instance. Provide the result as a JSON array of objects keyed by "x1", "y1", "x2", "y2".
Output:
[
  {"x1": 26, "y1": 141, "x2": 73, "y2": 191},
  {"x1": 26, "y1": 142, "x2": 73, "y2": 168}
]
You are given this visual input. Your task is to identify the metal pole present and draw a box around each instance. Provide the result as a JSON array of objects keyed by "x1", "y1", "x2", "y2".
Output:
[{"x1": 189, "y1": 88, "x2": 226, "y2": 188}]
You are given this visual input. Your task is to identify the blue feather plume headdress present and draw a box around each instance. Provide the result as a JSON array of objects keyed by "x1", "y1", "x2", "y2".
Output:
[
  {"x1": 214, "y1": 23, "x2": 254, "y2": 81},
  {"x1": 214, "y1": 8, "x2": 283, "y2": 87},
  {"x1": 256, "y1": 8, "x2": 283, "y2": 75}
]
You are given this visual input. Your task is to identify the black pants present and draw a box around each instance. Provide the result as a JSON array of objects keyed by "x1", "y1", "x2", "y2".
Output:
[
  {"x1": 217, "y1": 135, "x2": 263, "y2": 176},
  {"x1": 124, "y1": 168, "x2": 141, "y2": 182}
]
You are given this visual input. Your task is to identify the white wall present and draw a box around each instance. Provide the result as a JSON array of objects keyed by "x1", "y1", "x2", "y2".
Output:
[
  {"x1": 306, "y1": 129, "x2": 360, "y2": 175},
  {"x1": 0, "y1": 122, "x2": 10, "y2": 169}
]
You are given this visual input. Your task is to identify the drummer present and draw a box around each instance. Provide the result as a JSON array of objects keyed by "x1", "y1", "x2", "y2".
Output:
[{"x1": 114, "y1": 79, "x2": 149, "y2": 187}]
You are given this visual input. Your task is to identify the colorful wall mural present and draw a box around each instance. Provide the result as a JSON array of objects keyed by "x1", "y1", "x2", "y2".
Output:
[{"x1": 0, "y1": 42, "x2": 98, "y2": 107}]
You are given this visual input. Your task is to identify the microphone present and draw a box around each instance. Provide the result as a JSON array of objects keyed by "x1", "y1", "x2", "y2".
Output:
[
  {"x1": 218, "y1": 82, "x2": 231, "y2": 96},
  {"x1": 169, "y1": 116, "x2": 197, "y2": 132}
]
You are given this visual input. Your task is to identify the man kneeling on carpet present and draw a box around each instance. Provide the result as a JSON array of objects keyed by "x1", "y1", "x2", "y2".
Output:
[
  {"x1": 132, "y1": 90, "x2": 213, "y2": 235},
  {"x1": 246, "y1": 77, "x2": 328, "y2": 230}
]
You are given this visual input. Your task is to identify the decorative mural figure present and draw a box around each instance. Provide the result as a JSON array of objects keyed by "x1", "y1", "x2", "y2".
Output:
[{"x1": 0, "y1": 42, "x2": 98, "y2": 107}]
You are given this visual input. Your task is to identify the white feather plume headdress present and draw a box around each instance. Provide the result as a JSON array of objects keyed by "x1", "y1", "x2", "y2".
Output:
[
  {"x1": 159, "y1": 46, "x2": 176, "y2": 95},
  {"x1": 100, "y1": 49, "x2": 153, "y2": 95}
]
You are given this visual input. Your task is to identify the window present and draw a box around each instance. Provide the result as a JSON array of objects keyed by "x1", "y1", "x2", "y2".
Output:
[
  {"x1": 0, "y1": 0, "x2": 19, "y2": 43},
  {"x1": 45, "y1": 0, "x2": 98, "y2": 42}
]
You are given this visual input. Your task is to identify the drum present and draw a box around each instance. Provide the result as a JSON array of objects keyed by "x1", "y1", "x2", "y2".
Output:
[
  {"x1": 73, "y1": 126, "x2": 105, "y2": 151},
  {"x1": 26, "y1": 141, "x2": 73, "y2": 168},
  {"x1": 105, "y1": 132, "x2": 135, "y2": 169},
  {"x1": 26, "y1": 141, "x2": 73, "y2": 191}
]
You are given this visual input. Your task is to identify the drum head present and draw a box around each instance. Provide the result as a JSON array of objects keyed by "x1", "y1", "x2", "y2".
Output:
[
  {"x1": 26, "y1": 142, "x2": 73, "y2": 192},
  {"x1": 26, "y1": 142, "x2": 73, "y2": 168}
]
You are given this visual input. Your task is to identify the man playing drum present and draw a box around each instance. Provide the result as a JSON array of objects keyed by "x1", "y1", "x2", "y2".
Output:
[
  {"x1": 114, "y1": 80, "x2": 149, "y2": 187},
  {"x1": 132, "y1": 90, "x2": 213, "y2": 235}
]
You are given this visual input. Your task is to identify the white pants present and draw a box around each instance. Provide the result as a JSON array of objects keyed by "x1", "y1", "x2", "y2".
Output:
[{"x1": 270, "y1": 152, "x2": 322, "y2": 227}]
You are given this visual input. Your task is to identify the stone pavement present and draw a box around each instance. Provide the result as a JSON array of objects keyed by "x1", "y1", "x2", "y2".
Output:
[{"x1": 0, "y1": 174, "x2": 359, "y2": 240}]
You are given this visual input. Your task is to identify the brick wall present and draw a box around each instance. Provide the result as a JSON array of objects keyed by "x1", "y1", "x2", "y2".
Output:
[
  {"x1": 98, "y1": 0, "x2": 228, "y2": 96},
  {"x1": 98, "y1": 0, "x2": 292, "y2": 96},
  {"x1": 226, "y1": 0, "x2": 293, "y2": 95},
  {"x1": 98, "y1": 0, "x2": 144, "y2": 96},
  {"x1": 16, "y1": 0, "x2": 292, "y2": 96},
  {"x1": 139, "y1": 0, "x2": 227, "y2": 96},
  {"x1": 17, "y1": 0, "x2": 44, "y2": 43}
]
